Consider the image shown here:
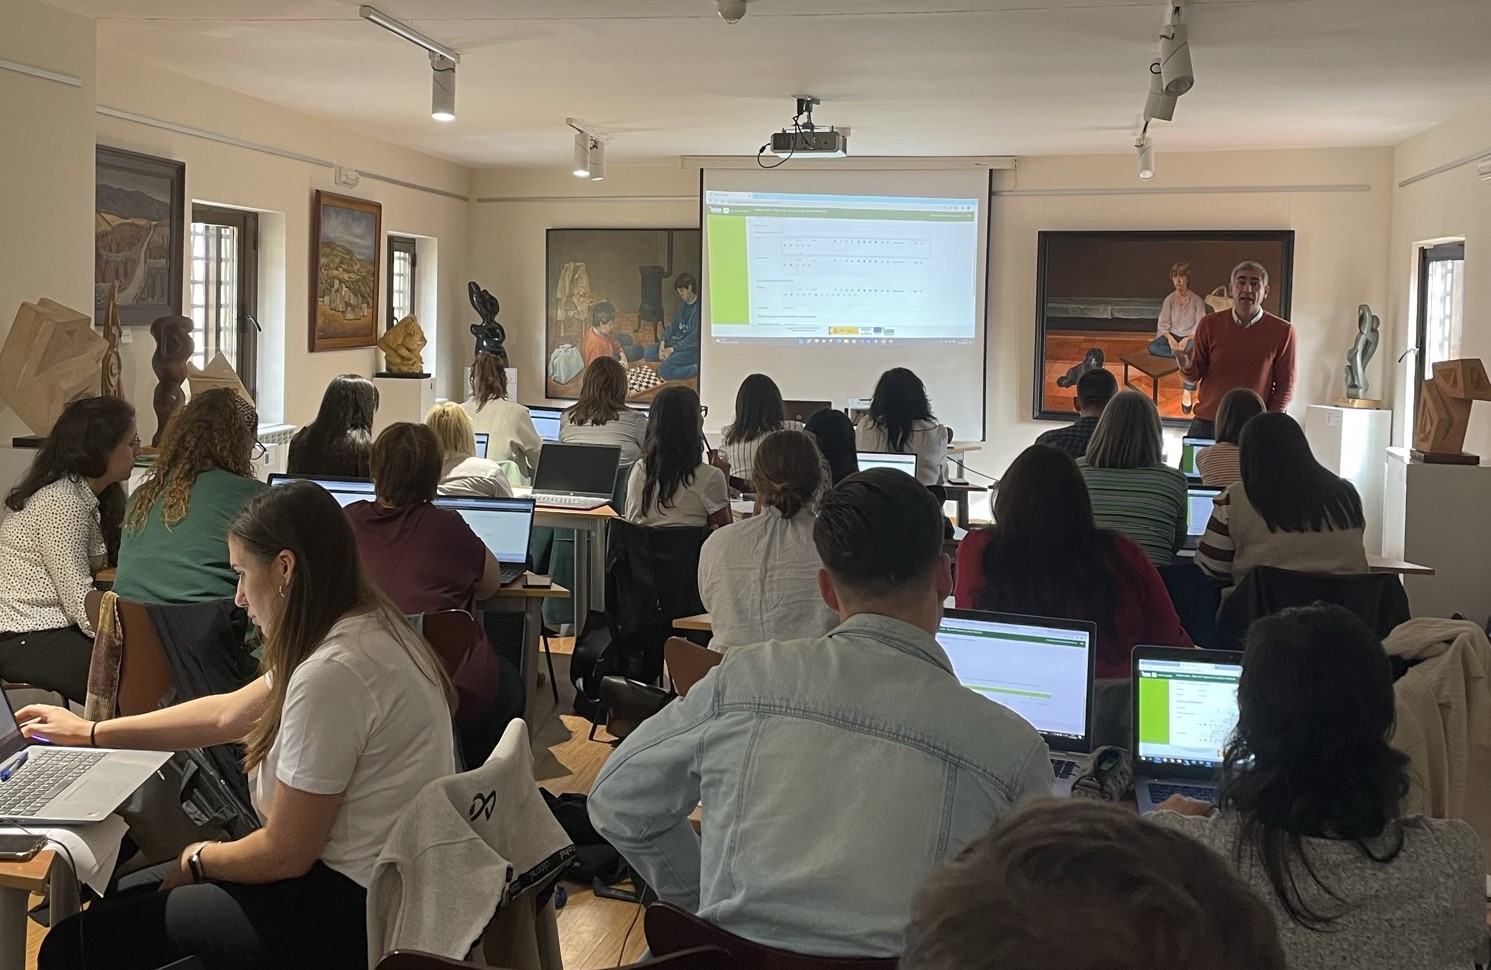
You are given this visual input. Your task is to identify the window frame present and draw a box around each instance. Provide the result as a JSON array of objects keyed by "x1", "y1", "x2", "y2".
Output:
[
  {"x1": 1413, "y1": 240, "x2": 1466, "y2": 415},
  {"x1": 189, "y1": 204, "x2": 259, "y2": 399},
  {"x1": 387, "y1": 234, "x2": 418, "y2": 331}
]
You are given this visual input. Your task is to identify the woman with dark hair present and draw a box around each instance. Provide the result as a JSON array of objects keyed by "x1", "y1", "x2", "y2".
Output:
[
  {"x1": 561, "y1": 356, "x2": 649, "y2": 465},
  {"x1": 286, "y1": 374, "x2": 378, "y2": 479},
  {"x1": 23, "y1": 481, "x2": 455, "y2": 969},
  {"x1": 625, "y1": 385, "x2": 730, "y2": 529},
  {"x1": 805, "y1": 408, "x2": 858, "y2": 485},
  {"x1": 1195, "y1": 412, "x2": 1367, "y2": 589},
  {"x1": 698, "y1": 430, "x2": 838, "y2": 651},
  {"x1": 1150, "y1": 605, "x2": 1484, "y2": 969},
  {"x1": 116, "y1": 388, "x2": 265, "y2": 603},
  {"x1": 462, "y1": 350, "x2": 542, "y2": 482},
  {"x1": 721, "y1": 374, "x2": 797, "y2": 481},
  {"x1": 855, "y1": 367, "x2": 947, "y2": 485},
  {"x1": 1195, "y1": 387, "x2": 1263, "y2": 488},
  {"x1": 0, "y1": 396, "x2": 138, "y2": 701}
]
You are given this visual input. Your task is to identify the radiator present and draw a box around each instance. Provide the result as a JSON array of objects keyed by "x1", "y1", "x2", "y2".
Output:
[{"x1": 255, "y1": 423, "x2": 296, "y2": 478}]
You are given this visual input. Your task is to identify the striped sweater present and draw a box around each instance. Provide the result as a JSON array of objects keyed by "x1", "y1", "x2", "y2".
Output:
[
  {"x1": 1076, "y1": 461, "x2": 1188, "y2": 565},
  {"x1": 1194, "y1": 481, "x2": 1368, "y2": 588}
]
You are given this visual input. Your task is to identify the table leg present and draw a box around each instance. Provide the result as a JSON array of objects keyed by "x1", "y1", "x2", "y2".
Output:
[
  {"x1": 955, "y1": 493, "x2": 971, "y2": 529},
  {"x1": 0, "y1": 886, "x2": 28, "y2": 970},
  {"x1": 520, "y1": 596, "x2": 541, "y2": 707},
  {"x1": 570, "y1": 527, "x2": 591, "y2": 629},
  {"x1": 589, "y1": 519, "x2": 607, "y2": 612}
]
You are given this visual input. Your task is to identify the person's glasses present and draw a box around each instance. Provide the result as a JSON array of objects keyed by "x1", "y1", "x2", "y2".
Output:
[
  {"x1": 699, "y1": 405, "x2": 709, "y2": 418},
  {"x1": 251, "y1": 441, "x2": 268, "y2": 462},
  {"x1": 128, "y1": 435, "x2": 142, "y2": 448}
]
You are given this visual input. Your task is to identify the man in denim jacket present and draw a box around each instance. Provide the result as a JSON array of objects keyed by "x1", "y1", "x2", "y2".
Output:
[{"x1": 589, "y1": 468, "x2": 1052, "y2": 957}]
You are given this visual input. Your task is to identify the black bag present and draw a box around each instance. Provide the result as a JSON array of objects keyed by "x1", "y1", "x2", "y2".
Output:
[
  {"x1": 569, "y1": 610, "x2": 616, "y2": 719},
  {"x1": 541, "y1": 789, "x2": 628, "y2": 886},
  {"x1": 114, "y1": 748, "x2": 259, "y2": 870}
]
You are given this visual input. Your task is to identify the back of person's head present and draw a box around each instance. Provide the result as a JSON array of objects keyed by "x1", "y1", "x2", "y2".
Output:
[
  {"x1": 804, "y1": 408, "x2": 858, "y2": 485},
  {"x1": 868, "y1": 367, "x2": 935, "y2": 452},
  {"x1": 723, "y1": 373, "x2": 785, "y2": 445},
  {"x1": 229, "y1": 481, "x2": 451, "y2": 772},
  {"x1": 1220, "y1": 604, "x2": 1410, "y2": 928},
  {"x1": 1075, "y1": 368, "x2": 1119, "y2": 413},
  {"x1": 1214, "y1": 387, "x2": 1265, "y2": 445},
  {"x1": 751, "y1": 430, "x2": 823, "y2": 520},
  {"x1": 6, "y1": 395, "x2": 136, "y2": 514},
  {"x1": 126, "y1": 388, "x2": 257, "y2": 531},
  {"x1": 814, "y1": 468, "x2": 943, "y2": 605},
  {"x1": 1240, "y1": 412, "x2": 1364, "y2": 533},
  {"x1": 311, "y1": 374, "x2": 378, "y2": 433},
  {"x1": 590, "y1": 301, "x2": 616, "y2": 328},
  {"x1": 1084, "y1": 390, "x2": 1163, "y2": 469},
  {"x1": 570, "y1": 356, "x2": 628, "y2": 427},
  {"x1": 371, "y1": 422, "x2": 442, "y2": 507},
  {"x1": 640, "y1": 384, "x2": 704, "y2": 516},
  {"x1": 902, "y1": 800, "x2": 1286, "y2": 970},
  {"x1": 471, "y1": 350, "x2": 510, "y2": 408},
  {"x1": 424, "y1": 401, "x2": 477, "y2": 459}
]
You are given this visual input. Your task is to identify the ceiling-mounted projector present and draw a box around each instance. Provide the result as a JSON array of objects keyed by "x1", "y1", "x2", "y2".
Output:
[{"x1": 769, "y1": 127, "x2": 848, "y2": 158}]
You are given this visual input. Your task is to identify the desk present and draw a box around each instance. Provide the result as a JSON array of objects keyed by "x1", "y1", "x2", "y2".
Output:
[
  {"x1": 513, "y1": 490, "x2": 617, "y2": 627},
  {"x1": 945, "y1": 443, "x2": 981, "y2": 481},
  {"x1": 674, "y1": 613, "x2": 713, "y2": 633},
  {"x1": 479, "y1": 576, "x2": 569, "y2": 705},
  {"x1": 941, "y1": 481, "x2": 988, "y2": 529},
  {"x1": 1174, "y1": 550, "x2": 1434, "y2": 577},
  {"x1": 95, "y1": 567, "x2": 116, "y2": 584},
  {"x1": 1121, "y1": 352, "x2": 1179, "y2": 405}
]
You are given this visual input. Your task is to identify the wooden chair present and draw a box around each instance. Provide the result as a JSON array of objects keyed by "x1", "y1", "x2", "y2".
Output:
[
  {"x1": 114, "y1": 598, "x2": 174, "y2": 716},
  {"x1": 646, "y1": 902, "x2": 896, "y2": 970},
  {"x1": 665, "y1": 637, "x2": 722, "y2": 697},
  {"x1": 421, "y1": 610, "x2": 477, "y2": 681},
  {"x1": 377, "y1": 945, "x2": 733, "y2": 970}
]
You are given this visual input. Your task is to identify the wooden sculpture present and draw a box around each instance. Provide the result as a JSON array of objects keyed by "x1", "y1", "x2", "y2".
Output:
[
  {"x1": 149, "y1": 314, "x2": 194, "y2": 446},
  {"x1": 1413, "y1": 358, "x2": 1491, "y2": 463},
  {"x1": 187, "y1": 352, "x2": 255, "y2": 408},
  {"x1": 376, "y1": 314, "x2": 428, "y2": 375},
  {"x1": 0, "y1": 298, "x2": 108, "y2": 439},
  {"x1": 100, "y1": 282, "x2": 125, "y2": 400}
]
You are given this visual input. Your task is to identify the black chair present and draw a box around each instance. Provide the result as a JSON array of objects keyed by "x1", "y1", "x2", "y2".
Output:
[
  {"x1": 1158, "y1": 562, "x2": 1221, "y2": 648},
  {"x1": 1215, "y1": 565, "x2": 1411, "y2": 650}
]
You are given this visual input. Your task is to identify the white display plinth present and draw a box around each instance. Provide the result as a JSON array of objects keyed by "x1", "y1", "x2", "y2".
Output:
[
  {"x1": 1304, "y1": 405, "x2": 1392, "y2": 556},
  {"x1": 1383, "y1": 447, "x2": 1491, "y2": 622},
  {"x1": 372, "y1": 374, "x2": 437, "y2": 439},
  {"x1": 0, "y1": 446, "x2": 39, "y2": 497}
]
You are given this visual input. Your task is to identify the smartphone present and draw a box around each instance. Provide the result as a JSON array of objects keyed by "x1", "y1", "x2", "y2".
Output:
[
  {"x1": 0, "y1": 834, "x2": 47, "y2": 862},
  {"x1": 524, "y1": 574, "x2": 552, "y2": 589}
]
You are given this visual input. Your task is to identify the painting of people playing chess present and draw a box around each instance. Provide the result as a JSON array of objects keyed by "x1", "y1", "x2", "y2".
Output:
[
  {"x1": 546, "y1": 228, "x2": 702, "y2": 403},
  {"x1": 1033, "y1": 230, "x2": 1293, "y2": 425}
]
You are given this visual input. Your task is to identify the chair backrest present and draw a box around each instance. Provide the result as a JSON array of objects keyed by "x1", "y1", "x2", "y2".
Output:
[
  {"x1": 645, "y1": 902, "x2": 895, "y2": 970},
  {"x1": 115, "y1": 598, "x2": 174, "y2": 716},
  {"x1": 378, "y1": 945, "x2": 734, "y2": 970},
  {"x1": 666, "y1": 637, "x2": 722, "y2": 697},
  {"x1": 1216, "y1": 566, "x2": 1411, "y2": 650},
  {"x1": 422, "y1": 610, "x2": 477, "y2": 680},
  {"x1": 606, "y1": 521, "x2": 710, "y2": 683}
]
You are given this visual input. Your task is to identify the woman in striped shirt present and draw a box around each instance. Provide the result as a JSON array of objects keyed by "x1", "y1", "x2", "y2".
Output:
[
  {"x1": 1195, "y1": 388, "x2": 1264, "y2": 489},
  {"x1": 1078, "y1": 391, "x2": 1187, "y2": 565}
]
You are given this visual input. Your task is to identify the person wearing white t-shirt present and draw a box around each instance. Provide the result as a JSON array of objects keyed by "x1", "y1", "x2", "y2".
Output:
[
  {"x1": 425, "y1": 401, "x2": 516, "y2": 497},
  {"x1": 625, "y1": 385, "x2": 731, "y2": 529},
  {"x1": 23, "y1": 481, "x2": 455, "y2": 970},
  {"x1": 720, "y1": 373, "x2": 801, "y2": 484},
  {"x1": 560, "y1": 356, "x2": 650, "y2": 466},
  {"x1": 462, "y1": 350, "x2": 542, "y2": 483},
  {"x1": 854, "y1": 367, "x2": 948, "y2": 486}
]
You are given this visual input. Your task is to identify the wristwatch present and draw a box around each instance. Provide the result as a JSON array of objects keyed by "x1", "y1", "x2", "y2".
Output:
[{"x1": 187, "y1": 842, "x2": 214, "y2": 884}]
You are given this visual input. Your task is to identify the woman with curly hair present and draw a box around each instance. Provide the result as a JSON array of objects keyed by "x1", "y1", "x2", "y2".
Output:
[{"x1": 114, "y1": 389, "x2": 265, "y2": 604}]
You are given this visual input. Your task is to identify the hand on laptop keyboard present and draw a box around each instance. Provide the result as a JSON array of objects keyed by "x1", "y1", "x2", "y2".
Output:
[{"x1": 1147, "y1": 785, "x2": 1217, "y2": 814}]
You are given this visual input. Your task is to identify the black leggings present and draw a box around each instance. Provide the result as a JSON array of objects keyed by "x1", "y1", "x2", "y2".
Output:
[
  {"x1": 0, "y1": 627, "x2": 93, "y2": 702},
  {"x1": 40, "y1": 861, "x2": 368, "y2": 970}
]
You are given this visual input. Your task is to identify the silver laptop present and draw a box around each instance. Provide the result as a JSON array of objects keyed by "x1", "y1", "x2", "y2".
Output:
[
  {"x1": 1182, "y1": 485, "x2": 1222, "y2": 550},
  {"x1": 0, "y1": 691, "x2": 170, "y2": 824},
  {"x1": 267, "y1": 473, "x2": 376, "y2": 508},
  {"x1": 856, "y1": 451, "x2": 918, "y2": 477},
  {"x1": 1132, "y1": 646, "x2": 1242, "y2": 813},
  {"x1": 529, "y1": 406, "x2": 565, "y2": 442},
  {"x1": 937, "y1": 610, "x2": 1098, "y2": 797},
  {"x1": 474, "y1": 432, "x2": 489, "y2": 459},
  {"x1": 531, "y1": 443, "x2": 621, "y2": 510},
  {"x1": 433, "y1": 495, "x2": 535, "y2": 586},
  {"x1": 1179, "y1": 436, "x2": 1214, "y2": 483}
]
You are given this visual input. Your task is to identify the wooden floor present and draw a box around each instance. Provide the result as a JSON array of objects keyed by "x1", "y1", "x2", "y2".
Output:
[{"x1": 1042, "y1": 331, "x2": 1196, "y2": 420}]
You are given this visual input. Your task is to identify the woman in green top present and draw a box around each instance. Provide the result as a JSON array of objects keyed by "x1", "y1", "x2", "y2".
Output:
[
  {"x1": 1077, "y1": 390, "x2": 1187, "y2": 565},
  {"x1": 114, "y1": 389, "x2": 266, "y2": 603}
]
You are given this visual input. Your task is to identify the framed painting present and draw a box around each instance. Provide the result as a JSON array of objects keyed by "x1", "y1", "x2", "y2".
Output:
[
  {"x1": 545, "y1": 228, "x2": 702, "y2": 402},
  {"x1": 1033, "y1": 230, "x2": 1295, "y2": 425},
  {"x1": 309, "y1": 190, "x2": 381, "y2": 352},
  {"x1": 95, "y1": 146, "x2": 185, "y2": 326}
]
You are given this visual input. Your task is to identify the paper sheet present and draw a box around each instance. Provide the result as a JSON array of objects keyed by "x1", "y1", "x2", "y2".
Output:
[{"x1": 0, "y1": 814, "x2": 128, "y2": 895}]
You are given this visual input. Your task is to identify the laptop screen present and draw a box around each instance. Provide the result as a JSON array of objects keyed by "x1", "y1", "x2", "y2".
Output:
[
  {"x1": 530, "y1": 406, "x2": 564, "y2": 442},
  {"x1": 857, "y1": 451, "x2": 918, "y2": 477},
  {"x1": 532, "y1": 443, "x2": 622, "y2": 497},
  {"x1": 474, "y1": 432, "x2": 489, "y2": 459},
  {"x1": 1135, "y1": 653, "x2": 1242, "y2": 770},
  {"x1": 0, "y1": 688, "x2": 24, "y2": 763},
  {"x1": 1186, "y1": 487, "x2": 1221, "y2": 537},
  {"x1": 782, "y1": 400, "x2": 831, "y2": 423},
  {"x1": 1179, "y1": 436, "x2": 1214, "y2": 477},
  {"x1": 267, "y1": 473, "x2": 375, "y2": 508},
  {"x1": 936, "y1": 610, "x2": 1095, "y2": 750},
  {"x1": 433, "y1": 496, "x2": 534, "y2": 563}
]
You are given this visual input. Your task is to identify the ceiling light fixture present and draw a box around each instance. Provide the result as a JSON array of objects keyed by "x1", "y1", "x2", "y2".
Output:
[
  {"x1": 1158, "y1": 4, "x2": 1194, "y2": 97},
  {"x1": 1136, "y1": 137, "x2": 1156, "y2": 181},
  {"x1": 572, "y1": 131, "x2": 591, "y2": 178},
  {"x1": 1143, "y1": 59, "x2": 1176, "y2": 122},
  {"x1": 717, "y1": 0, "x2": 750, "y2": 24},
  {"x1": 587, "y1": 139, "x2": 607, "y2": 181},
  {"x1": 359, "y1": 5, "x2": 461, "y2": 121},
  {"x1": 568, "y1": 120, "x2": 607, "y2": 180}
]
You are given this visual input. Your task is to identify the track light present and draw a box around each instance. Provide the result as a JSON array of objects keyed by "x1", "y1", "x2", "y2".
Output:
[
  {"x1": 1159, "y1": 20, "x2": 1194, "y2": 96},
  {"x1": 572, "y1": 131, "x2": 592, "y2": 178},
  {"x1": 587, "y1": 139, "x2": 607, "y2": 181},
  {"x1": 1143, "y1": 59, "x2": 1176, "y2": 122},
  {"x1": 430, "y1": 54, "x2": 455, "y2": 122},
  {"x1": 717, "y1": 0, "x2": 749, "y2": 24},
  {"x1": 1136, "y1": 137, "x2": 1155, "y2": 180}
]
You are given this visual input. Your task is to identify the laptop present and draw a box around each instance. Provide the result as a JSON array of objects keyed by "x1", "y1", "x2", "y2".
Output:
[
  {"x1": 529, "y1": 406, "x2": 565, "y2": 442},
  {"x1": 267, "y1": 473, "x2": 376, "y2": 508},
  {"x1": 530, "y1": 442, "x2": 621, "y2": 510},
  {"x1": 474, "y1": 432, "x2": 489, "y2": 459},
  {"x1": 0, "y1": 690, "x2": 170, "y2": 824},
  {"x1": 1179, "y1": 436, "x2": 1214, "y2": 482},
  {"x1": 782, "y1": 399, "x2": 831, "y2": 423},
  {"x1": 936, "y1": 610, "x2": 1098, "y2": 796},
  {"x1": 856, "y1": 451, "x2": 918, "y2": 477},
  {"x1": 1132, "y1": 646, "x2": 1243, "y2": 813},
  {"x1": 433, "y1": 495, "x2": 535, "y2": 585},
  {"x1": 1182, "y1": 486, "x2": 1222, "y2": 550}
]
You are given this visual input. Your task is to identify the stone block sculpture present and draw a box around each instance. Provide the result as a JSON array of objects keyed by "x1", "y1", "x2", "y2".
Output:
[
  {"x1": 469, "y1": 281, "x2": 506, "y2": 357},
  {"x1": 1343, "y1": 304, "x2": 1381, "y2": 404},
  {"x1": 1414, "y1": 358, "x2": 1491, "y2": 463},
  {"x1": 187, "y1": 352, "x2": 255, "y2": 408},
  {"x1": 149, "y1": 314, "x2": 194, "y2": 446},
  {"x1": 0, "y1": 298, "x2": 108, "y2": 437},
  {"x1": 377, "y1": 314, "x2": 428, "y2": 375}
]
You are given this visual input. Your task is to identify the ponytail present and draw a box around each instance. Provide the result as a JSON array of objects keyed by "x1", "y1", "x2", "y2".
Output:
[{"x1": 750, "y1": 429, "x2": 823, "y2": 520}]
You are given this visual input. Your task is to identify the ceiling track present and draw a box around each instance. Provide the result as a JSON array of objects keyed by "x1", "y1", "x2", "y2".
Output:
[{"x1": 0, "y1": 57, "x2": 83, "y2": 87}]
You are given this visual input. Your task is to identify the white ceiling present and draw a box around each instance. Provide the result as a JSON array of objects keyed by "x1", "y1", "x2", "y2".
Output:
[{"x1": 47, "y1": 0, "x2": 1491, "y2": 169}]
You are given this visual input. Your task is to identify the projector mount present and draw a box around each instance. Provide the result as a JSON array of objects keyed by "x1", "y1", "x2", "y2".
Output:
[{"x1": 757, "y1": 96, "x2": 848, "y2": 168}]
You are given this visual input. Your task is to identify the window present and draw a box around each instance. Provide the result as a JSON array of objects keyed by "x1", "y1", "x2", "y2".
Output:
[
  {"x1": 388, "y1": 235, "x2": 417, "y2": 328},
  {"x1": 189, "y1": 205, "x2": 258, "y2": 397},
  {"x1": 1411, "y1": 241, "x2": 1466, "y2": 428}
]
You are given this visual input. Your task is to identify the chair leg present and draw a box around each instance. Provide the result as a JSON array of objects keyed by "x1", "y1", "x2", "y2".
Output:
[{"x1": 543, "y1": 634, "x2": 559, "y2": 704}]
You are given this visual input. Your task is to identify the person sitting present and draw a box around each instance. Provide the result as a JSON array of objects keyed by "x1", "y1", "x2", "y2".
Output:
[
  {"x1": 560, "y1": 356, "x2": 649, "y2": 465},
  {"x1": 643, "y1": 273, "x2": 701, "y2": 381},
  {"x1": 804, "y1": 408, "x2": 858, "y2": 485},
  {"x1": 1195, "y1": 387, "x2": 1263, "y2": 488},
  {"x1": 0, "y1": 397, "x2": 138, "y2": 702},
  {"x1": 721, "y1": 373, "x2": 798, "y2": 483},
  {"x1": 580, "y1": 300, "x2": 643, "y2": 367},
  {"x1": 624, "y1": 385, "x2": 731, "y2": 529},
  {"x1": 855, "y1": 367, "x2": 948, "y2": 485},
  {"x1": 286, "y1": 374, "x2": 378, "y2": 479},
  {"x1": 1149, "y1": 605, "x2": 1485, "y2": 970},
  {"x1": 344, "y1": 423, "x2": 521, "y2": 763},
  {"x1": 115, "y1": 389, "x2": 265, "y2": 604},
  {"x1": 1078, "y1": 390, "x2": 1187, "y2": 565},
  {"x1": 900, "y1": 799, "x2": 1286, "y2": 970},
  {"x1": 25, "y1": 480, "x2": 455, "y2": 970},
  {"x1": 1195, "y1": 412, "x2": 1368, "y2": 589},
  {"x1": 590, "y1": 469, "x2": 1051, "y2": 957},
  {"x1": 697, "y1": 430, "x2": 839, "y2": 652},
  {"x1": 462, "y1": 349, "x2": 542, "y2": 483},
  {"x1": 424, "y1": 402, "x2": 514, "y2": 498},
  {"x1": 1035, "y1": 367, "x2": 1117, "y2": 459}
]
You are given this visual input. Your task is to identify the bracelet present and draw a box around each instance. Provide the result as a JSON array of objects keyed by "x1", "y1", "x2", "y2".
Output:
[
  {"x1": 89, "y1": 721, "x2": 98, "y2": 747},
  {"x1": 188, "y1": 842, "x2": 215, "y2": 884}
]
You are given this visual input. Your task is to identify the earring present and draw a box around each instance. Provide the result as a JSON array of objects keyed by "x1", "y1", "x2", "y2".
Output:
[{"x1": 277, "y1": 584, "x2": 286, "y2": 598}]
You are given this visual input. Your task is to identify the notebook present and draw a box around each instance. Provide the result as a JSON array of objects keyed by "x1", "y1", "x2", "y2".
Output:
[
  {"x1": 432, "y1": 495, "x2": 535, "y2": 586},
  {"x1": 266, "y1": 473, "x2": 376, "y2": 508},
  {"x1": 1132, "y1": 646, "x2": 1242, "y2": 813}
]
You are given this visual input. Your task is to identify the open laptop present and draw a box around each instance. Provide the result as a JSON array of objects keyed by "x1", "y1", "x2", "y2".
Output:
[
  {"x1": 857, "y1": 451, "x2": 918, "y2": 477},
  {"x1": 0, "y1": 690, "x2": 170, "y2": 824},
  {"x1": 936, "y1": 610, "x2": 1097, "y2": 796},
  {"x1": 1178, "y1": 436, "x2": 1215, "y2": 483},
  {"x1": 433, "y1": 495, "x2": 535, "y2": 585},
  {"x1": 474, "y1": 432, "x2": 489, "y2": 459},
  {"x1": 782, "y1": 399, "x2": 831, "y2": 423},
  {"x1": 1132, "y1": 646, "x2": 1243, "y2": 813},
  {"x1": 267, "y1": 473, "x2": 376, "y2": 508},
  {"x1": 530, "y1": 442, "x2": 621, "y2": 510},
  {"x1": 1182, "y1": 485, "x2": 1222, "y2": 550},
  {"x1": 529, "y1": 406, "x2": 565, "y2": 442}
]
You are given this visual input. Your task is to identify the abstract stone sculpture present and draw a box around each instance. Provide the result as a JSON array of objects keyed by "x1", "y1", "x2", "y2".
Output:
[
  {"x1": 1414, "y1": 358, "x2": 1491, "y2": 463},
  {"x1": 1345, "y1": 304, "x2": 1381, "y2": 401},
  {"x1": 186, "y1": 352, "x2": 255, "y2": 408},
  {"x1": 469, "y1": 281, "x2": 506, "y2": 357},
  {"x1": 0, "y1": 298, "x2": 109, "y2": 436},
  {"x1": 377, "y1": 314, "x2": 428, "y2": 375},
  {"x1": 100, "y1": 282, "x2": 125, "y2": 400},
  {"x1": 149, "y1": 314, "x2": 194, "y2": 446}
]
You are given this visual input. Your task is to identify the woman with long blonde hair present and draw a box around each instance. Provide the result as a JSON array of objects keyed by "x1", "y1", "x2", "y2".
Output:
[
  {"x1": 560, "y1": 356, "x2": 649, "y2": 464},
  {"x1": 461, "y1": 350, "x2": 542, "y2": 482},
  {"x1": 24, "y1": 480, "x2": 456, "y2": 970},
  {"x1": 425, "y1": 401, "x2": 515, "y2": 497}
]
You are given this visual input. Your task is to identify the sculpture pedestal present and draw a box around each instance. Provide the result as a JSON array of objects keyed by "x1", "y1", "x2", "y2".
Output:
[
  {"x1": 372, "y1": 374, "x2": 436, "y2": 439},
  {"x1": 1383, "y1": 447, "x2": 1491, "y2": 620},
  {"x1": 1304, "y1": 405, "x2": 1391, "y2": 556}
]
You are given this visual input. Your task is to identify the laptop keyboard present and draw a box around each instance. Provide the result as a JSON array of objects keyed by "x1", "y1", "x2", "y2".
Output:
[
  {"x1": 0, "y1": 750, "x2": 107, "y2": 817},
  {"x1": 1146, "y1": 782, "x2": 1217, "y2": 805},
  {"x1": 499, "y1": 564, "x2": 525, "y2": 586},
  {"x1": 1051, "y1": 758, "x2": 1080, "y2": 780},
  {"x1": 534, "y1": 494, "x2": 607, "y2": 510}
]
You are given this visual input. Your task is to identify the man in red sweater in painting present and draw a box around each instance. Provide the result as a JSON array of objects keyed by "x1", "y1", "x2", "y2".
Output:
[{"x1": 1177, "y1": 260, "x2": 1297, "y2": 438}]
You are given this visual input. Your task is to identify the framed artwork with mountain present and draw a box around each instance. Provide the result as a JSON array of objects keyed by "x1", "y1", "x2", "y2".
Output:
[
  {"x1": 95, "y1": 146, "x2": 185, "y2": 326},
  {"x1": 310, "y1": 190, "x2": 381, "y2": 352}
]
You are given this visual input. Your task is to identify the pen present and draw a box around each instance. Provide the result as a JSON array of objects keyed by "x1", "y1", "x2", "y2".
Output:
[{"x1": 0, "y1": 752, "x2": 27, "y2": 782}]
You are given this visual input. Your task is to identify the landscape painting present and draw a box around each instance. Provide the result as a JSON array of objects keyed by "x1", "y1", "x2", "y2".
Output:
[
  {"x1": 95, "y1": 146, "x2": 184, "y2": 326},
  {"x1": 309, "y1": 190, "x2": 381, "y2": 352},
  {"x1": 1033, "y1": 230, "x2": 1294, "y2": 424}
]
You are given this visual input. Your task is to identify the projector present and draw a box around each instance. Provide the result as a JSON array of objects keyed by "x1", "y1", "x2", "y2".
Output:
[{"x1": 770, "y1": 127, "x2": 849, "y2": 158}]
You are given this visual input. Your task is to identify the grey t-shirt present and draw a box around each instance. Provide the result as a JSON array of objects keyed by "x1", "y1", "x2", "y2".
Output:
[{"x1": 1149, "y1": 811, "x2": 1485, "y2": 970}]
